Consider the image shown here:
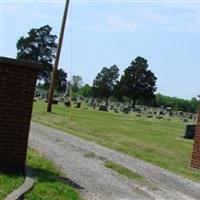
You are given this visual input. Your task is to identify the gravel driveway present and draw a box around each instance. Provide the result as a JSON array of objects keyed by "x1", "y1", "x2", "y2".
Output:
[{"x1": 29, "y1": 123, "x2": 200, "y2": 200}]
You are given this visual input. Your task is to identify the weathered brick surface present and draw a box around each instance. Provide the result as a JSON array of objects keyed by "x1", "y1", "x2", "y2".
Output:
[
  {"x1": 0, "y1": 57, "x2": 41, "y2": 171},
  {"x1": 191, "y1": 111, "x2": 200, "y2": 169}
]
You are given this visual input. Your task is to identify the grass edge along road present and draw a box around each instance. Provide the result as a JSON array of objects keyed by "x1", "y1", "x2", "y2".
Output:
[
  {"x1": 0, "y1": 169, "x2": 24, "y2": 199},
  {"x1": 0, "y1": 148, "x2": 82, "y2": 200},
  {"x1": 104, "y1": 160, "x2": 144, "y2": 181},
  {"x1": 32, "y1": 100, "x2": 200, "y2": 182},
  {"x1": 104, "y1": 160, "x2": 157, "y2": 190}
]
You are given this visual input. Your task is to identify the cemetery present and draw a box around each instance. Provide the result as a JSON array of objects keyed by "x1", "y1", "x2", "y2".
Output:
[
  {"x1": 1, "y1": 56, "x2": 200, "y2": 199},
  {"x1": 31, "y1": 98, "x2": 200, "y2": 181},
  {"x1": 1, "y1": 1, "x2": 200, "y2": 199}
]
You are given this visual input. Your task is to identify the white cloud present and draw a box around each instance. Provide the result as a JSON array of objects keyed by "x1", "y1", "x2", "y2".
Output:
[
  {"x1": 130, "y1": 4, "x2": 200, "y2": 33},
  {"x1": 82, "y1": 13, "x2": 141, "y2": 33},
  {"x1": 104, "y1": 14, "x2": 140, "y2": 32},
  {"x1": 82, "y1": 3, "x2": 200, "y2": 33}
]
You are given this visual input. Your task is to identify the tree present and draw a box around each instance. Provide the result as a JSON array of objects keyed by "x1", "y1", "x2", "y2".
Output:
[
  {"x1": 92, "y1": 65, "x2": 119, "y2": 106},
  {"x1": 36, "y1": 68, "x2": 67, "y2": 93},
  {"x1": 71, "y1": 75, "x2": 83, "y2": 93},
  {"x1": 16, "y1": 25, "x2": 57, "y2": 85},
  {"x1": 190, "y1": 97, "x2": 198, "y2": 113},
  {"x1": 120, "y1": 56, "x2": 157, "y2": 108},
  {"x1": 55, "y1": 68, "x2": 67, "y2": 94},
  {"x1": 79, "y1": 84, "x2": 92, "y2": 98}
]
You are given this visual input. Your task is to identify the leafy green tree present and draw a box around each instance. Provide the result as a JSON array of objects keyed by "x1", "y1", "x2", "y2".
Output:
[
  {"x1": 93, "y1": 65, "x2": 119, "y2": 106},
  {"x1": 79, "y1": 84, "x2": 92, "y2": 97},
  {"x1": 16, "y1": 25, "x2": 57, "y2": 85},
  {"x1": 120, "y1": 56, "x2": 157, "y2": 108},
  {"x1": 113, "y1": 80, "x2": 124, "y2": 102},
  {"x1": 55, "y1": 68, "x2": 67, "y2": 94},
  {"x1": 190, "y1": 97, "x2": 199, "y2": 112},
  {"x1": 71, "y1": 75, "x2": 83, "y2": 93},
  {"x1": 36, "y1": 68, "x2": 67, "y2": 93}
]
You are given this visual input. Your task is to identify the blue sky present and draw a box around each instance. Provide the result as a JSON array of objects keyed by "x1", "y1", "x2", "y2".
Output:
[{"x1": 1, "y1": 0, "x2": 200, "y2": 99}]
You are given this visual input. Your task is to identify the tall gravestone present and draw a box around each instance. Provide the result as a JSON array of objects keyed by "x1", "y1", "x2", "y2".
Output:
[
  {"x1": 0, "y1": 57, "x2": 41, "y2": 172},
  {"x1": 191, "y1": 110, "x2": 200, "y2": 169}
]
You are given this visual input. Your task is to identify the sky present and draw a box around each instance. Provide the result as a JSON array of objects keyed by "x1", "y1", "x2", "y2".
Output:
[{"x1": 1, "y1": 0, "x2": 200, "y2": 99}]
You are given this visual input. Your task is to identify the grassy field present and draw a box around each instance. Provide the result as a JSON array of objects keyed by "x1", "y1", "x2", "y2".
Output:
[
  {"x1": 32, "y1": 100, "x2": 200, "y2": 182},
  {"x1": 0, "y1": 148, "x2": 81, "y2": 200},
  {"x1": 24, "y1": 149, "x2": 81, "y2": 200},
  {"x1": 0, "y1": 170, "x2": 24, "y2": 199}
]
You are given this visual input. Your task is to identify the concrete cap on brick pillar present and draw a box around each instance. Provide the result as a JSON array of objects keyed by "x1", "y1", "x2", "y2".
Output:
[
  {"x1": 0, "y1": 57, "x2": 42, "y2": 172},
  {"x1": 0, "y1": 57, "x2": 42, "y2": 70}
]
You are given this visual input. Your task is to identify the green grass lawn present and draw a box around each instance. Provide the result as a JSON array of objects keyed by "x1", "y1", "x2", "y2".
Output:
[
  {"x1": 0, "y1": 170, "x2": 24, "y2": 199},
  {"x1": 24, "y1": 149, "x2": 81, "y2": 200},
  {"x1": 32, "y1": 100, "x2": 200, "y2": 182},
  {"x1": 0, "y1": 148, "x2": 81, "y2": 200}
]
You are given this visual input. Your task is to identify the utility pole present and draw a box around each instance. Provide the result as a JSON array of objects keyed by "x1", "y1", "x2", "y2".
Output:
[{"x1": 47, "y1": 0, "x2": 70, "y2": 112}]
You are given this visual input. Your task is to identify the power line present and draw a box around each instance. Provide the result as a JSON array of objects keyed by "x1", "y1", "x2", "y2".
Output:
[{"x1": 1, "y1": 0, "x2": 39, "y2": 23}]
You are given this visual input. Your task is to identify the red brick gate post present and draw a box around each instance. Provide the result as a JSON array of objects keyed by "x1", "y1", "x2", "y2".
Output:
[
  {"x1": 191, "y1": 107, "x2": 200, "y2": 169},
  {"x1": 0, "y1": 57, "x2": 42, "y2": 172}
]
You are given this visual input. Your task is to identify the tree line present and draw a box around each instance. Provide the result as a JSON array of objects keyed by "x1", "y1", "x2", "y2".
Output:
[
  {"x1": 16, "y1": 24, "x2": 198, "y2": 113},
  {"x1": 149, "y1": 94, "x2": 198, "y2": 113}
]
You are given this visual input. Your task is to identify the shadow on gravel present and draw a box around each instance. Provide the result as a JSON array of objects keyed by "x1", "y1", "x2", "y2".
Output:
[{"x1": 30, "y1": 167, "x2": 84, "y2": 190}]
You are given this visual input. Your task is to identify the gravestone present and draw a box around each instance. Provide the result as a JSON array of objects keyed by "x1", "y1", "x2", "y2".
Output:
[
  {"x1": 159, "y1": 105, "x2": 164, "y2": 115},
  {"x1": 146, "y1": 115, "x2": 153, "y2": 118},
  {"x1": 166, "y1": 107, "x2": 173, "y2": 117},
  {"x1": 183, "y1": 118, "x2": 188, "y2": 123},
  {"x1": 91, "y1": 99, "x2": 97, "y2": 109},
  {"x1": 123, "y1": 107, "x2": 130, "y2": 114},
  {"x1": 45, "y1": 99, "x2": 58, "y2": 104},
  {"x1": 99, "y1": 105, "x2": 108, "y2": 111},
  {"x1": 109, "y1": 105, "x2": 114, "y2": 110},
  {"x1": 76, "y1": 102, "x2": 81, "y2": 108},
  {"x1": 52, "y1": 99, "x2": 58, "y2": 104},
  {"x1": 76, "y1": 96, "x2": 81, "y2": 108},
  {"x1": 0, "y1": 57, "x2": 41, "y2": 172},
  {"x1": 156, "y1": 116, "x2": 163, "y2": 119},
  {"x1": 184, "y1": 125, "x2": 196, "y2": 139},
  {"x1": 193, "y1": 114, "x2": 197, "y2": 122},
  {"x1": 114, "y1": 108, "x2": 119, "y2": 113},
  {"x1": 188, "y1": 113, "x2": 193, "y2": 119},
  {"x1": 64, "y1": 100, "x2": 71, "y2": 107}
]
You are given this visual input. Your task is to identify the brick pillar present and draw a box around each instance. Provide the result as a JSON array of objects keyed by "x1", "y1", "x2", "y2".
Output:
[
  {"x1": 191, "y1": 110, "x2": 200, "y2": 169},
  {"x1": 0, "y1": 57, "x2": 41, "y2": 172}
]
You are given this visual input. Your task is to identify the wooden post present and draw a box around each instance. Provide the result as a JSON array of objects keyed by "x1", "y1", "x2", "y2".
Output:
[{"x1": 47, "y1": 0, "x2": 70, "y2": 112}]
